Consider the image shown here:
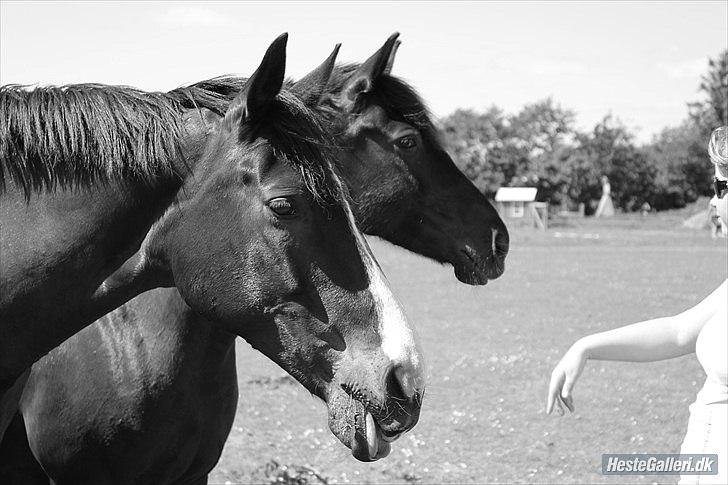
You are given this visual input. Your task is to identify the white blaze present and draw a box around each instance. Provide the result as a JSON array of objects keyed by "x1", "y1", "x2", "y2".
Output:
[{"x1": 341, "y1": 200, "x2": 425, "y2": 391}]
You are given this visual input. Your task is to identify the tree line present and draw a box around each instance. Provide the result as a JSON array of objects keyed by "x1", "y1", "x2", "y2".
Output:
[{"x1": 440, "y1": 50, "x2": 727, "y2": 214}]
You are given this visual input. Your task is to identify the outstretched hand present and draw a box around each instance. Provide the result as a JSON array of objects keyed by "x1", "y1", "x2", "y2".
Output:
[{"x1": 547, "y1": 343, "x2": 587, "y2": 415}]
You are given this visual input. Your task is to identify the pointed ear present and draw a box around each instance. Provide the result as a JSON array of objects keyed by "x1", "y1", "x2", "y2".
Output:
[
  {"x1": 292, "y1": 44, "x2": 340, "y2": 105},
  {"x1": 340, "y1": 32, "x2": 399, "y2": 107},
  {"x1": 224, "y1": 33, "x2": 288, "y2": 129},
  {"x1": 383, "y1": 39, "x2": 401, "y2": 75}
]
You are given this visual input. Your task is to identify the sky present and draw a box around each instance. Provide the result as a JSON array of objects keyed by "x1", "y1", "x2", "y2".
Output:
[{"x1": 1, "y1": 1, "x2": 726, "y2": 144}]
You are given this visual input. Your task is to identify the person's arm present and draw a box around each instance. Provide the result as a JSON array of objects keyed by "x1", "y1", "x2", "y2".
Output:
[{"x1": 546, "y1": 280, "x2": 726, "y2": 415}]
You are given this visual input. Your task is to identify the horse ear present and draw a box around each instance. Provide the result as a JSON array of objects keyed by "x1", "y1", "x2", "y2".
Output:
[
  {"x1": 383, "y1": 39, "x2": 401, "y2": 75},
  {"x1": 340, "y1": 32, "x2": 400, "y2": 107},
  {"x1": 292, "y1": 44, "x2": 341, "y2": 105},
  {"x1": 224, "y1": 33, "x2": 288, "y2": 129}
]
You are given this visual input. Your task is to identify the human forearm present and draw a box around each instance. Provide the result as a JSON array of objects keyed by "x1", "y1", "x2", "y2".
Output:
[
  {"x1": 575, "y1": 316, "x2": 693, "y2": 363},
  {"x1": 547, "y1": 282, "x2": 724, "y2": 415}
]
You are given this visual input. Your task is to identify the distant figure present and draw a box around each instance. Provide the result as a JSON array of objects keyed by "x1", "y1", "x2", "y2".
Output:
[
  {"x1": 640, "y1": 201, "x2": 651, "y2": 217},
  {"x1": 594, "y1": 175, "x2": 615, "y2": 217}
]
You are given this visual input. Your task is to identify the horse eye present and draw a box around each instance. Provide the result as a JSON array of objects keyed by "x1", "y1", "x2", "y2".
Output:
[
  {"x1": 268, "y1": 197, "x2": 295, "y2": 217},
  {"x1": 396, "y1": 135, "x2": 417, "y2": 150}
]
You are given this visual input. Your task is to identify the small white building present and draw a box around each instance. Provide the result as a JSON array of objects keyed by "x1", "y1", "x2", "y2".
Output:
[
  {"x1": 495, "y1": 187, "x2": 548, "y2": 229},
  {"x1": 495, "y1": 187, "x2": 537, "y2": 218}
]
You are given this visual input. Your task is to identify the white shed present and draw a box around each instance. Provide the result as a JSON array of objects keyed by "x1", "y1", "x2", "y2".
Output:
[
  {"x1": 495, "y1": 187, "x2": 537, "y2": 218},
  {"x1": 495, "y1": 187, "x2": 548, "y2": 229}
]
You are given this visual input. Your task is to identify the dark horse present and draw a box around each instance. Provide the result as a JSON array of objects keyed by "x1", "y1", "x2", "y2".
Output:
[
  {"x1": 0, "y1": 33, "x2": 426, "y2": 469},
  {"x1": 1, "y1": 35, "x2": 507, "y2": 483}
]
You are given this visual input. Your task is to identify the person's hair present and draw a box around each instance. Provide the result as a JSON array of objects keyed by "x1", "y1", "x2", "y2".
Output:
[{"x1": 709, "y1": 126, "x2": 727, "y2": 169}]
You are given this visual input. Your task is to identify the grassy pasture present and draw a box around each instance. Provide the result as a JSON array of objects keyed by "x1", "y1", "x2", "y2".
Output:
[{"x1": 211, "y1": 218, "x2": 726, "y2": 484}]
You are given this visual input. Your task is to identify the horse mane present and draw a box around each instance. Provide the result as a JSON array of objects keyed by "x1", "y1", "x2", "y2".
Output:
[
  {"x1": 0, "y1": 83, "x2": 231, "y2": 196},
  {"x1": 0, "y1": 67, "x2": 435, "y2": 197}
]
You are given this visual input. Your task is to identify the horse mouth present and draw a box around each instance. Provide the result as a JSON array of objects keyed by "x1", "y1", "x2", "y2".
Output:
[
  {"x1": 350, "y1": 408, "x2": 401, "y2": 462},
  {"x1": 455, "y1": 245, "x2": 506, "y2": 285},
  {"x1": 327, "y1": 391, "x2": 403, "y2": 462}
]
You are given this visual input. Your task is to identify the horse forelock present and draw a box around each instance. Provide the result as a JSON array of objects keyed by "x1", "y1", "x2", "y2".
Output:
[{"x1": 232, "y1": 87, "x2": 344, "y2": 207}]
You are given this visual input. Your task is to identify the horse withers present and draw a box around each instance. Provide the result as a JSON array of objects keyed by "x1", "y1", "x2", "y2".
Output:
[{"x1": 0, "y1": 34, "x2": 424, "y2": 475}]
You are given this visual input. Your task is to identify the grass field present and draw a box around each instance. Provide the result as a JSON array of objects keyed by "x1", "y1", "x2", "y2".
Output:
[{"x1": 210, "y1": 216, "x2": 727, "y2": 485}]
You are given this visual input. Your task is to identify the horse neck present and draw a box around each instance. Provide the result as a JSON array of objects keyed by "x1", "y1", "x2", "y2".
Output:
[
  {"x1": 0, "y1": 110, "x2": 212, "y2": 380},
  {"x1": 0, "y1": 182, "x2": 173, "y2": 365},
  {"x1": 60, "y1": 110, "x2": 219, "y2": 330},
  {"x1": 100, "y1": 288, "x2": 237, "y2": 377}
]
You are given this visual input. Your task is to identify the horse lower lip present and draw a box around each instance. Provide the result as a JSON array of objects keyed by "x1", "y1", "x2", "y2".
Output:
[
  {"x1": 458, "y1": 248, "x2": 506, "y2": 282},
  {"x1": 454, "y1": 264, "x2": 489, "y2": 286},
  {"x1": 454, "y1": 254, "x2": 489, "y2": 285}
]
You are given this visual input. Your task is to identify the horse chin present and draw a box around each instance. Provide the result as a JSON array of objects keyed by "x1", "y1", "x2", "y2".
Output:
[
  {"x1": 454, "y1": 263, "x2": 490, "y2": 285},
  {"x1": 326, "y1": 388, "x2": 393, "y2": 462},
  {"x1": 453, "y1": 246, "x2": 506, "y2": 285}
]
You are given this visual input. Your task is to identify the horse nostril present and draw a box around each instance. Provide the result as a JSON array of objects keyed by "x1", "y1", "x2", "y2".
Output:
[
  {"x1": 386, "y1": 365, "x2": 416, "y2": 402},
  {"x1": 493, "y1": 226, "x2": 510, "y2": 258}
]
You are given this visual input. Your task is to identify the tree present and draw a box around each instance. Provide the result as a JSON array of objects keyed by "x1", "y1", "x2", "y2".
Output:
[
  {"x1": 441, "y1": 92, "x2": 717, "y2": 212},
  {"x1": 440, "y1": 99, "x2": 576, "y2": 200},
  {"x1": 643, "y1": 53, "x2": 726, "y2": 210},
  {"x1": 509, "y1": 99, "x2": 576, "y2": 204},
  {"x1": 689, "y1": 50, "x2": 728, "y2": 140},
  {"x1": 564, "y1": 116, "x2": 655, "y2": 213},
  {"x1": 644, "y1": 121, "x2": 711, "y2": 210},
  {"x1": 440, "y1": 107, "x2": 510, "y2": 197},
  {"x1": 509, "y1": 98, "x2": 576, "y2": 156}
]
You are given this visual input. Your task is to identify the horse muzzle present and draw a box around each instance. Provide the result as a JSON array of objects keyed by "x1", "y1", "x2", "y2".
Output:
[
  {"x1": 326, "y1": 363, "x2": 423, "y2": 462},
  {"x1": 453, "y1": 224, "x2": 509, "y2": 285}
]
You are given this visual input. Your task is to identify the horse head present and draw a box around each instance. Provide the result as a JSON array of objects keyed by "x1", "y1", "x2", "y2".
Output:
[
  {"x1": 141, "y1": 34, "x2": 425, "y2": 461},
  {"x1": 320, "y1": 33, "x2": 509, "y2": 285}
]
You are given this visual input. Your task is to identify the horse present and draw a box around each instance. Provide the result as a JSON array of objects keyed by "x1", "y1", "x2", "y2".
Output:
[
  {"x1": 1, "y1": 34, "x2": 504, "y2": 483},
  {"x1": 0, "y1": 33, "x2": 425, "y2": 472}
]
